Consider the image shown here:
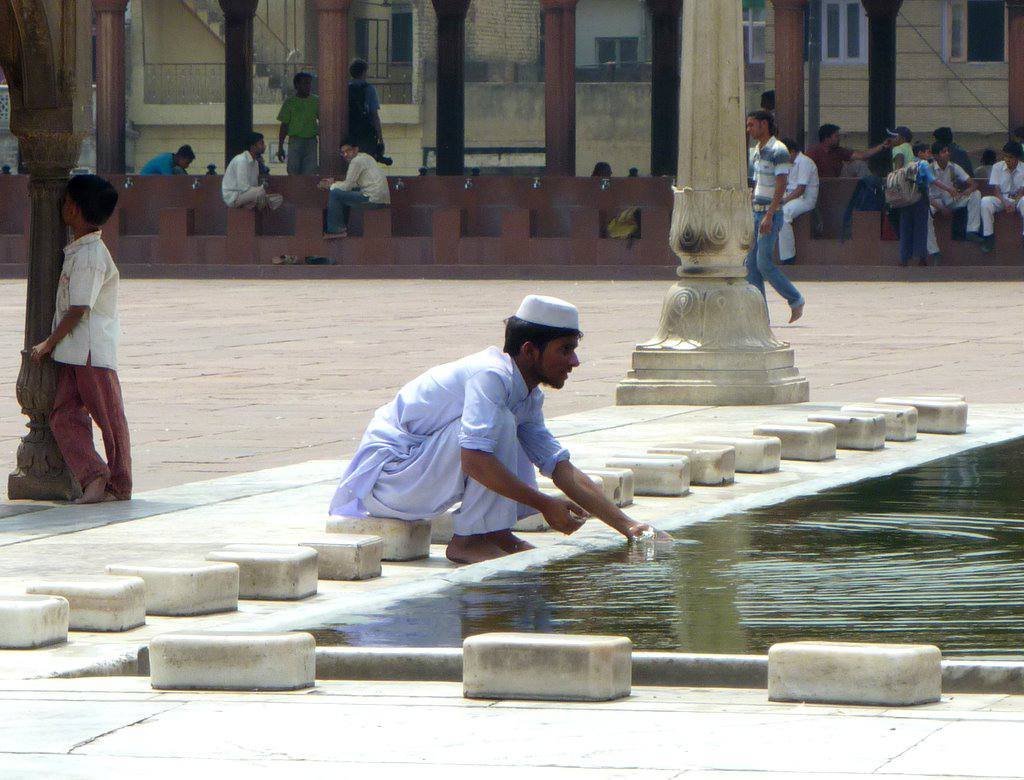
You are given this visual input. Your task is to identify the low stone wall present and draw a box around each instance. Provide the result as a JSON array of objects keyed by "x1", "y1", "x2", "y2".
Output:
[{"x1": 0, "y1": 174, "x2": 1020, "y2": 274}]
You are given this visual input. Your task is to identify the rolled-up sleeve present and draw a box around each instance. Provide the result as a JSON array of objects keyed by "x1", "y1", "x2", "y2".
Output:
[
  {"x1": 459, "y1": 370, "x2": 510, "y2": 453},
  {"x1": 517, "y1": 395, "x2": 569, "y2": 477}
]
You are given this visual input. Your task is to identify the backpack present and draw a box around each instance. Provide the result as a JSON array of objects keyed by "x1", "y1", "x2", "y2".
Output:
[
  {"x1": 884, "y1": 161, "x2": 923, "y2": 208},
  {"x1": 607, "y1": 207, "x2": 640, "y2": 240}
]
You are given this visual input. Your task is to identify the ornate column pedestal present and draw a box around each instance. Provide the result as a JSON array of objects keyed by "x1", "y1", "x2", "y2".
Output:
[
  {"x1": 616, "y1": 0, "x2": 808, "y2": 407},
  {"x1": 316, "y1": 0, "x2": 353, "y2": 177},
  {"x1": 8, "y1": 132, "x2": 83, "y2": 500}
]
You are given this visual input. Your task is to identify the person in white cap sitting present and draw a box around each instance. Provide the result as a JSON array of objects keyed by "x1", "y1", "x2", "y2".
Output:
[{"x1": 329, "y1": 295, "x2": 660, "y2": 564}]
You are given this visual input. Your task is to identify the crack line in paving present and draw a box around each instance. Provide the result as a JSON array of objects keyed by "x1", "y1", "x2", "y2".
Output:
[
  {"x1": 65, "y1": 701, "x2": 187, "y2": 755},
  {"x1": 871, "y1": 720, "x2": 952, "y2": 774}
]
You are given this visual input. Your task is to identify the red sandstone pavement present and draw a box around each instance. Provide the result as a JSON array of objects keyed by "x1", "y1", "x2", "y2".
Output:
[{"x1": 0, "y1": 279, "x2": 1021, "y2": 497}]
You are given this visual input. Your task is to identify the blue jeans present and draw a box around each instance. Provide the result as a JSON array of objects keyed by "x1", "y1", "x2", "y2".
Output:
[
  {"x1": 898, "y1": 197, "x2": 929, "y2": 265},
  {"x1": 746, "y1": 210, "x2": 804, "y2": 308},
  {"x1": 327, "y1": 189, "x2": 383, "y2": 233}
]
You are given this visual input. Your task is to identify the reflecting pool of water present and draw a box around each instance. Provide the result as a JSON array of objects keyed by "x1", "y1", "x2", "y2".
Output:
[{"x1": 312, "y1": 440, "x2": 1024, "y2": 657}]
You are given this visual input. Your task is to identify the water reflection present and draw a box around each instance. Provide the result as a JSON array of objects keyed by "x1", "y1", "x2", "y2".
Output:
[{"x1": 313, "y1": 440, "x2": 1024, "y2": 657}]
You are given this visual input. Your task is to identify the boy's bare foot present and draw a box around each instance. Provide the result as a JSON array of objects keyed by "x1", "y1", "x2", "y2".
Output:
[
  {"x1": 74, "y1": 477, "x2": 111, "y2": 504},
  {"x1": 484, "y1": 529, "x2": 536, "y2": 553},
  {"x1": 446, "y1": 534, "x2": 510, "y2": 565},
  {"x1": 789, "y1": 302, "x2": 804, "y2": 323}
]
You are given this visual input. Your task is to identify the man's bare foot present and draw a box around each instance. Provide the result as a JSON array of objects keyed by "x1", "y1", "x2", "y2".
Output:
[
  {"x1": 446, "y1": 534, "x2": 510, "y2": 565},
  {"x1": 484, "y1": 529, "x2": 536, "y2": 553},
  {"x1": 789, "y1": 302, "x2": 804, "y2": 323},
  {"x1": 74, "y1": 477, "x2": 111, "y2": 504}
]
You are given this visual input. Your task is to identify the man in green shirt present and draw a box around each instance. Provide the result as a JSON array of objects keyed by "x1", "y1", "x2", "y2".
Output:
[
  {"x1": 277, "y1": 72, "x2": 319, "y2": 175},
  {"x1": 888, "y1": 126, "x2": 914, "y2": 169}
]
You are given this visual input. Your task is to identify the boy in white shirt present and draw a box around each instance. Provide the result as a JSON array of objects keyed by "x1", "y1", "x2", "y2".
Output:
[
  {"x1": 319, "y1": 139, "x2": 391, "y2": 238},
  {"x1": 777, "y1": 137, "x2": 819, "y2": 265},
  {"x1": 31, "y1": 175, "x2": 131, "y2": 504},
  {"x1": 976, "y1": 142, "x2": 1024, "y2": 253}
]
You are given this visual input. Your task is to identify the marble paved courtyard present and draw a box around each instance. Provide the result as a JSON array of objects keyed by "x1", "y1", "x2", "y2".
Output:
[
  {"x1": 1, "y1": 278, "x2": 1023, "y2": 778},
  {"x1": 0, "y1": 278, "x2": 1021, "y2": 497}
]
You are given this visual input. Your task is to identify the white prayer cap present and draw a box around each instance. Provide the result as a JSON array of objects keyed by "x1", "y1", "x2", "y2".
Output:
[{"x1": 514, "y1": 295, "x2": 580, "y2": 331}]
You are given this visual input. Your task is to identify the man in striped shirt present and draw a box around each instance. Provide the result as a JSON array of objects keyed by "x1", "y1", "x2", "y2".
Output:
[{"x1": 745, "y1": 111, "x2": 804, "y2": 324}]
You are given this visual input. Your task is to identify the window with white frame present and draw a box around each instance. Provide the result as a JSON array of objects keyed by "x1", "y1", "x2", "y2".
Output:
[
  {"x1": 947, "y1": 0, "x2": 1006, "y2": 63},
  {"x1": 822, "y1": 0, "x2": 867, "y2": 64},
  {"x1": 743, "y1": 7, "x2": 767, "y2": 65}
]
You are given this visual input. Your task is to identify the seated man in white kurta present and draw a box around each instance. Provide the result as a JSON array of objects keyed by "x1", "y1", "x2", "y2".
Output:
[{"x1": 330, "y1": 295, "x2": 658, "y2": 564}]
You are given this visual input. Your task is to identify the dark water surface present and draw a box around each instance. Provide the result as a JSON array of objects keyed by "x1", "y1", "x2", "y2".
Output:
[{"x1": 312, "y1": 440, "x2": 1024, "y2": 657}]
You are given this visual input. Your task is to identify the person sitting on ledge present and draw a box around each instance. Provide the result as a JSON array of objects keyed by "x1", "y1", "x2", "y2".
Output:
[
  {"x1": 222, "y1": 132, "x2": 283, "y2": 211},
  {"x1": 140, "y1": 145, "x2": 195, "y2": 175},
  {"x1": 975, "y1": 141, "x2": 1024, "y2": 253},
  {"x1": 329, "y1": 295, "x2": 662, "y2": 564},
  {"x1": 318, "y1": 139, "x2": 390, "y2": 238}
]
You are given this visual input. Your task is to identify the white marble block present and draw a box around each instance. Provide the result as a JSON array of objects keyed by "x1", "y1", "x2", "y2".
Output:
[
  {"x1": 327, "y1": 515, "x2": 431, "y2": 561},
  {"x1": 690, "y1": 435, "x2": 782, "y2": 473},
  {"x1": 150, "y1": 631, "x2": 316, "y2": 691},
  {"x1": 875, "y1": 397, "x2": 968, "y2": 435},
  {"x1": 297, "y1": 535, "x2": 383, "y2": 581},
  {"x1": 206, "y1": 547, "x2": 318, "y2": 600},
  {"x1": 604, "y1": 456, "x2": 690, "y2": 497},
  {"x1": 0, "y1": 595, "x2": 69, "y2": 649},
  {"x1": 648, "y1": 445, "x2": 736, "y2": 485},
  {"x1": 26, "y1": 577, "x2": 145, "y2": 632},
  {"x1": 806, "y1": 413, "x2": 887, "y2": 451},
  {"x1": 768, "y1": 641, "x2": 942, "y2": 706},
  {"x1": 430, "y1": 512, "x2": 456, "y2": 544},
  {"x1": 463, "y1": 632, "x2": 632, "y2": 702},
  {"x1": 841, "y1": 404, "x2": 918, "y2": 442},
  {"x1": 538, "y1": 474, "x2": 608, "y2": 501},
  {"x1": 753, "y1": 423, "x2": 837, "y2": 461},
  {"x1": 584, "y1": 468, "x2": 635, "y2": 507},
  {"x1": 104, "y1": 563, "x2": 239, "y2": 617}
]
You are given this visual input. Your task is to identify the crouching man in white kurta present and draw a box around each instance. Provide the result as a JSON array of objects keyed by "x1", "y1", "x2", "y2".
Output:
[{"x1": 330, "y1": 295, "x2": 660, "y2": 564}]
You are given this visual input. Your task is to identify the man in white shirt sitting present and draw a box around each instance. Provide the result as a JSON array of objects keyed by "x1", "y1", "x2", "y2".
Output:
[
  {"x1": 319, "y1": 139, "x2": 391, "y2": 238},
  {"x1": 221, "y1": 132, "x2": 284, "y2": 211},
  {"x1": 777, "y1": 137, "x2": 819, "y2": 265},
  {"x1": 975, "y1": 142, "x2": 1024, "y2": 253},
  {"x1": 927, "y1": 141, "x2": 981, "y2": 256}
]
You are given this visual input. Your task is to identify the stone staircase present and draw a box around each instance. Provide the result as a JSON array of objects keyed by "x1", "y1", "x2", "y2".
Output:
[{"x1": 179, "y1": 0, "x2": 302, "y2": 105}]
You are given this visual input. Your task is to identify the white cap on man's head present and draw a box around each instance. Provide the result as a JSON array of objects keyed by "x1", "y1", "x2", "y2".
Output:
[{"x1": 515, "y1": 295, "x2": 580, "y2": 331}]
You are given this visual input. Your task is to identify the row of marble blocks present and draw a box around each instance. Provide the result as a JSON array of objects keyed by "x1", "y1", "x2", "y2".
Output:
[{"x1": 328, "y1": 515, "x2": 431, "y2": 560}]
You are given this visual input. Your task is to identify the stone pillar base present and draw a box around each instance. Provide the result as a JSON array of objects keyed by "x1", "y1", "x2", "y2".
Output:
[{"x1": 616, "y1": 279, "x2": 810, "y2": 406}]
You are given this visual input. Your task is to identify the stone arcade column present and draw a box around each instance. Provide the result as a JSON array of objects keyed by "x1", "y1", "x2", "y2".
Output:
[
  {"x1": 771, "y1": 0, "x2": 808, "y2": 146},
  {"x1": 542, "y1": 0, "x2": 578, "y2": 175},
  {"x1": 220, "y1": 0, "x2": 259, "y2": 165},
  {"x1": 316, "y1": 0, "x2": 352, "y2": 176},
  {"x1": 616, "y1": 0, "x2": 809, "y2": 406},
  {"x1": 1008, "y1": 0, "x2": 1024, "y2": 131},
  {"x1": 93, "y1": 0, "x2": 128, "y2": 174},
  {"x1": 431, "y1": 0, "x2": 470, "y2": 176},
  {"x1": 9, "y1": 133, "x2": 83, "y2": 499},
  {"x1": 861, "y1": 0, "x2": 902, "y2": 145},
  {"x1": 647, "y1": 0, "x2": 682, "y2": 176}
]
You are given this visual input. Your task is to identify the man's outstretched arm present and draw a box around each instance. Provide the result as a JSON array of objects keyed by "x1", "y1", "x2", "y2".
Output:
[
  {"x1": 551, "y1": 460, "x2": 664, "y2": 541},
  {"x1": 461, "y1": 448, "x2": 586, "y2": 535}
]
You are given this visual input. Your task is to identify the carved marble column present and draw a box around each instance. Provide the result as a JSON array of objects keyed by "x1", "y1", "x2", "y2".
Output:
[
  {"x1": 1008, "y1": 0, "x2": 1024, "y2": 131},
  {"x1": 220, "y1": 0, "x2": 259, "y2": 165},
  {"x1": 861, "y1": 0, "x2": 902, "y2": 146},
  {"x1": 616, "y1": 0, "x2": 809, "y2": 406},
  {"x1": 542, "y1": 0, "x2": 578, "y2": 175},
  {"x1": 8, "y1": 132, "x2": 83, "y2": 500},
  {"x1": 316, "y1": 0, "x2": 352, "y2": 176},
  {"x1": 772, "y1": 0, "x2": 808, "y2": 146},
  {"x1": 93, "y1": 0, "x2": 128, "y2": 174},
  {"x1": 647, "y1": 0, "x2": 681, "y2": 176},
  {"x1": 432, "y1": 0, "x2": 470, "y2": 175}
]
